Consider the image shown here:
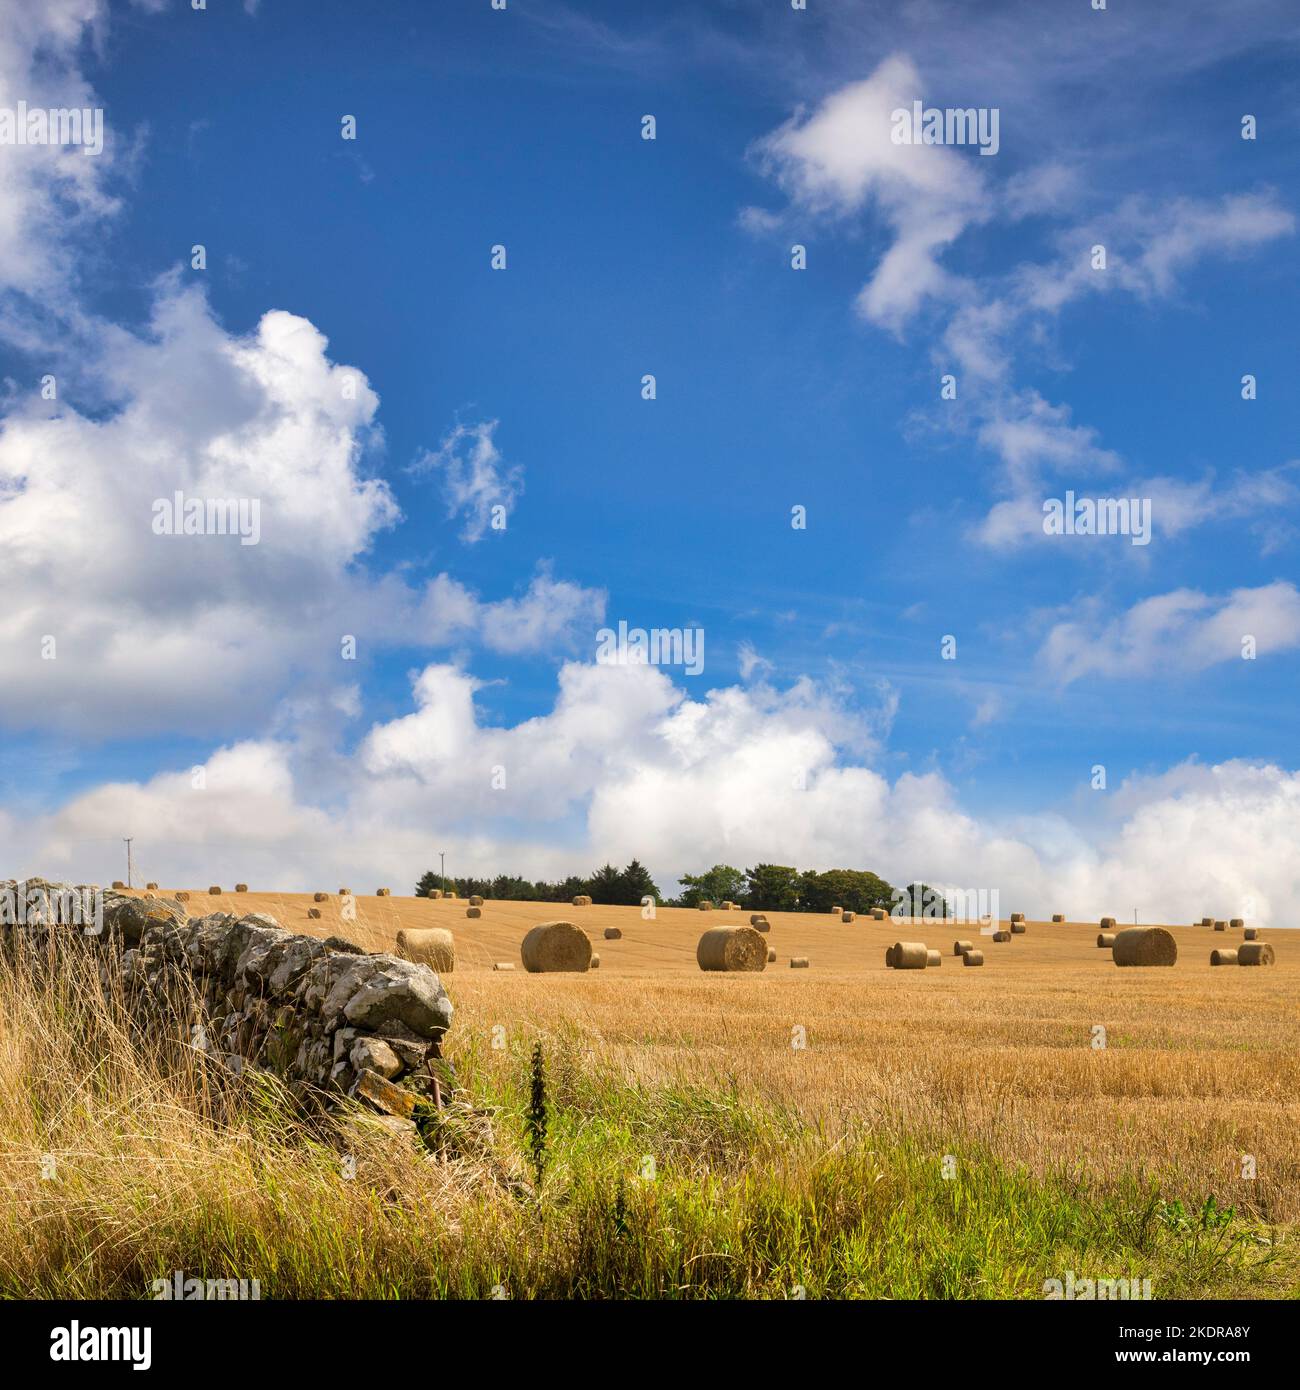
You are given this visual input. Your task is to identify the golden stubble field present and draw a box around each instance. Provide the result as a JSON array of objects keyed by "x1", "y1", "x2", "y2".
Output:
[{"x1": 138, "y1": 889, "x2": 1300, "y2": 1220}]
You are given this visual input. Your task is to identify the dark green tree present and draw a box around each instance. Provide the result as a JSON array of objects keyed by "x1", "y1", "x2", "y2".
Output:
[
  {"x1": 798, "y1": 868, "x2": 896, "y2": 914},
  {"x1": 558, "y1": 874, "x2": 589, "y2": 902},
  {"x1": 899, "y1": 882, "x2": 950, "y2": 918},
  {"x1": 617, "y1": 859, "x2": 661, "y2": 906},
  {"x1": 587, "y1": 863, "x2": 624, "y2": 905},
  {"x1": 677, "y1": 864, "x2": 747, "y2": 907},
  {"x1": 743, "y1": 863, "x2": 801, "y2": 911}
]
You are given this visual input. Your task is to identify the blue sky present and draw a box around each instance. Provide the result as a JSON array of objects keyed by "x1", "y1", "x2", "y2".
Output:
[{"x1": 1, "y1": 0, "x2": 1298, "y2": 918}]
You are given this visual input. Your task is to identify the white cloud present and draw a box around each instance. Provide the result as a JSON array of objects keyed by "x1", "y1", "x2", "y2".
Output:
[
  {"x1": 737, "y1": 640, "x2": 772, "y2": 680},
  {"x1": 977, "y1": 391, "x2": 1121, "y2": 493},
  {"x1": 1003, "y1": 162, "x2": 1082, "y2": 221},
  {"x1": 0, "y1": 3, "x2": 602, "y2": 742},
  {"x1": 958, "y1": 195, "x2": 1295, "y2": 545},
  {"x1": 1011, "y1": 191, "x2": 1295, "y2": 317},
  {"x1": 0, "y1": 280, "x2": 602, "y2": 735},
  {"x1": 1140, "y1": 466, "x2": 1300, "y2": 552},
  {"x1": 0, "y1": 0, "x2": 120, "y2": 307},
  {"x1": 754, "y1": 54, "x2": 990, "y2": 330},
  {"x1": 753, "y1": 61, "x2": 1296, "y2": 548},
  {"x1": 416, "y1": 567, "x2": 606, "y2": 656},
  {"x1": 410, "y1": 419, "x2": 523, "y2": 544},
  {"x1": 1039, "y1": 582, "x2": 1300, "y2": 684},
  {"x1": 969, "y1": 692, "x2": 1003, "y2": 728},
  {"x1": 16, "y1": 662, "x2": 1300, "y2": 926}
]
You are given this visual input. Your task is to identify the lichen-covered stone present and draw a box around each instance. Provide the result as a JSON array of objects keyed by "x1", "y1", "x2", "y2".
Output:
[
  {"x1": 2, "y1": 878, "x2": 452, "y2": 1107},
  {"x1": 341, "y1": 960, "x2": 454, "y2": 1040}
]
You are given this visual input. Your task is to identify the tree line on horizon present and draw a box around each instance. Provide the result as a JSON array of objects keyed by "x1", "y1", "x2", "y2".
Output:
[
  {"x1": 415, "y1": 860, "x2": 661, "y2": 906},
  {"x1": 415, "y1": 862, "x2": 951, "y2": 915}
]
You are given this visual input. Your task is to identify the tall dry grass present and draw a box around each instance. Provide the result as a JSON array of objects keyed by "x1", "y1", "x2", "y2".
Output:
[{"x1": 0, "y1": 939, "x2": 1293, "y2": 1299}]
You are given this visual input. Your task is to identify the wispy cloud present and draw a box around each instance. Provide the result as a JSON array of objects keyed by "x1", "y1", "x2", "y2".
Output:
[
  {"x1": 410, "y1": 419, "x2": 524, "y2": 544},
  {"x1": 1040, "y1": 582, "x2": 1300, "y2": 684}
]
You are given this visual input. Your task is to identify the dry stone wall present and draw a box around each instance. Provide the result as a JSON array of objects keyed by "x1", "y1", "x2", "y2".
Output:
[{"x1": 1, "y1": 880, "x2": 453, "y2": 1111}]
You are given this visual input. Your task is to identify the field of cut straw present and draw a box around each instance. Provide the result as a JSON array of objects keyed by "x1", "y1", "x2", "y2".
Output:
[{"x1": 1, "y1": 892, "x2": 1294, "y2": 1299}]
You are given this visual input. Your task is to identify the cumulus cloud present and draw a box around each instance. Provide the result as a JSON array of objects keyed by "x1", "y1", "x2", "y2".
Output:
[
  {"x1": 5, "y1": 0, "x2": 1298, "y2": 938},
  {"x1": 14, "y1": 662, "x2": 1300, "y2": 926},
  {"x1": 0, "y1": 3, "x2": 603, "y2": 743},
  {"x1": 414, "y1": 568, "x2": 606, "y2": 657},
  {"x1": 0, "y1": 276, "x2": 604, "y2": 736}
]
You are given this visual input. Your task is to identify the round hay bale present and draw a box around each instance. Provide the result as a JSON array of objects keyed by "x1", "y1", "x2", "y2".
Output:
[
  {"x1": 590, "y1": 954, "x2": 600, "y2": 969},
  {"x1": 1213, "y1": 920, "x2": 1226, "y2": 931},
  {"x1": 885, "y1": 944, "x2": 897, "y2": 968},
  {"x1": 831, "y1": 905, "x2": 842, "y2": 915},
  {"x1": 376, "y1": 887, "x2": 391, "y2": 896},
  {"x1": 426, "y1": 888, "x2": 442, "y2": 899},
  {"x1": 313, "y1": 892, "x2": 329, "y2": 902},
  {"x1": 1010, "y1": 912, "x2": 1024, "y2": 922},
  {"x1": 841, "y1": 910, "x2": 855, "y2": 923},
  {"x1": 1113, "y1": 927, "x2": 1177, "y2": 967},
  {"x1": 1100, "y1": 916, "x2": 1117, "y2": 929},
  {"x1": 1051, "y1": 914, "x2": 1064, "y2": 923},
  {"x1": 953, "y1": 940, "x2": 973, "y2": 956},
  {"x1": 790, "y1": 957, "x2": 809, "y2": 969},
  {"x1": 926, "y1": 949, "x2": 942, "y2": 967},
  {"x1": 1243, "y1": 926, "x2": 1258, "y2": 941},
  {"x1": 208, "y1": 886, "x2": 221, "y2": 895},
  {"x1": 572, "y1": 895, "x2": 591, "y2": 907},
  {"x1": 767, "y1": 948, "x2": 777, "y2": 963},
  {"x1": 1210, "y1": 948, "x2": 1238, "y2": 966},
  {"x1": 603, "y1": 927, "x2": 622, "y2": 940},
  {"x1": 339, "y1": 887, "x2": 352, "y2": 895},
  {"x1": 696, "y1": 926, "x2": 768, "y2": 973},
  {"x1": 1230, "y1": 918, "x2": 1244, "y2": 930},
  {"x1": 870, "y1": 907, "x2": 887, "y2": 920},
  {"x1": 468, "y1": 895, "x2": 484, "y2": 907},
  {"x1": 1237, "y1": 942, "x2": 1275, "y2": 966},
  {"x1": 145, "y1": 882, "x2": 159, "y2": 890},
  {"x1": 466, "y1": 906, "x2": 481, "y2": 919},
  {"x1": 176, "y1": 891, "x2": 190, "y2": 902},
  {"x1": 307, "y1": 907, "x2": 322, "y2": 919},
  {"x1": 111, "y1": 880, "x2": 125, "y2": 889},
  {"x1": 992, "y1": 930, "x2": 1011, "y2": 943},
  {"x1": 891, "y1": 941, "x2": 928, "y2": 970},
  {"x1": 750, "y1": 914, "x2": 770, "y2": 931},
  {"x1": 698, "y1": 900, "x2": 714, "y2": 911},
  {"x1": 1201, "y1": 916, "x2": 1213, "y2": 927},
  {"x1": 962, "y1": 950, "x2": 984, "y2": 967},
  {"x1": 1096, "y1": 932, "x2": 1115, "y2": 948},
  {"x1": 235, "y1": 883, "x2": 248, "y2": 893},
  {"x1": 395, "y1": 927, "x2": 456, "y2": 973},
  {"x1": 493, "y1": 962, "x2": 514, "y2": 972},
  {"x1": 521, "y1": 921, "x2": 592, "y2": 973},
  {"x1": 1010, "y1": 922, "x2": 1026, "y2": 934},
  {"x1": 444, "y1": 891, "x2": 457, "y2": 900}
]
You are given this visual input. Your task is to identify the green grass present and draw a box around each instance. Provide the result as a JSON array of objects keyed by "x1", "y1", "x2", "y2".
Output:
[{"x1": 2, "y1": 980, "x2": 1294, "y2": 1299}]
